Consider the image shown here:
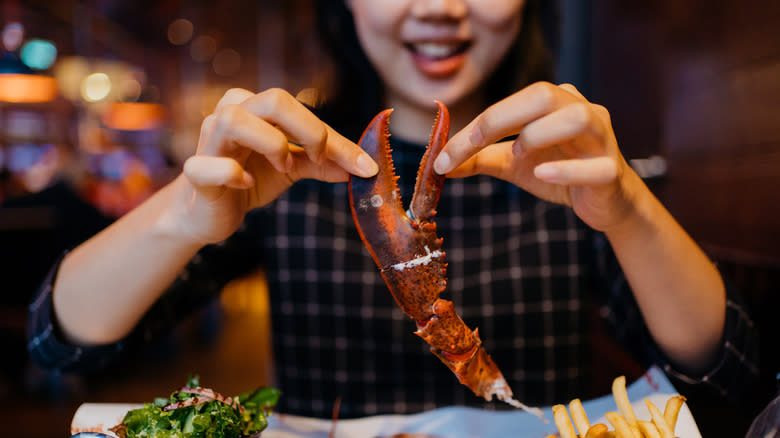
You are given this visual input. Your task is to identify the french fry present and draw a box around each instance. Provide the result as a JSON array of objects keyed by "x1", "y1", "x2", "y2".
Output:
[
  {"x1": 584, "y1": 423, "x2": 610, "y2": 438},
  {"x1": 553, "y1": 404, "x2": 578, "y2": 438},
  {"x1": 606, "y1": 412, "x2": 635, "y2": 438},
  {"x1": 544, "y1": 435, "x2": 557, "y2": 438},
  {"x1": 611, "y1": 376, "x2": 638, "y2": 429},
  {"x1": 663, "y1": 395, "x2": 686, "y2": 432},
  {"x1": 547, "y1": 376, "x2": 687, "y2": 438},
  {"x1": 638, "y1": 420, "x2": 661, "y2": 438},
  {"x1": 644, "y1": 398, "x2": 674, "y2": 438},
  {"x1": 569, "y1": 398, "x2": 591, "y2": 437}
]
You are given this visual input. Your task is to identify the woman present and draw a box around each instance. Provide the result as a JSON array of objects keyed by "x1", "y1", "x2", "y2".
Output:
[{"x1": 28, "y1": 0, "x2": 757, "y2": 418}]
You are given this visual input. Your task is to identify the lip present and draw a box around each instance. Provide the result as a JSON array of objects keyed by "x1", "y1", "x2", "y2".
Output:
[{"x1": 404, "y1": 40, "x2": 471, "y2": 78}]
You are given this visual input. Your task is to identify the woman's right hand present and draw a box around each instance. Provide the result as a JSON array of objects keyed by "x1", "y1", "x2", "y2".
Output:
[{"x1": 171, "y1": 88, "x2": 378, "y2": 245}]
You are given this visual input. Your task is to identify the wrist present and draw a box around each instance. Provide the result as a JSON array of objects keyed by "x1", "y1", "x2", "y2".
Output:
[
  {"x1": 602, "y1": 169, "x2": 660, "y2": 241},
  {"x1": 151, "y1": 175, "x2": 210, "y2": 251}
]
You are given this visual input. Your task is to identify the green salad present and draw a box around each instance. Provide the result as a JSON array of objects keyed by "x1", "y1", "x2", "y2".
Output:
[{"x1": 110, "y1": 376, "x2": 280, "y2": 438}]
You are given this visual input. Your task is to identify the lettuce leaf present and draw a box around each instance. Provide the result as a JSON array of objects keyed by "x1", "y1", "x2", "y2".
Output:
[
  {"x1": 237, "y1": 387, "x2": 281, "y2": 435},
  {"x1": 116, "y1": 376, "x2": 279, "y2": 438}
]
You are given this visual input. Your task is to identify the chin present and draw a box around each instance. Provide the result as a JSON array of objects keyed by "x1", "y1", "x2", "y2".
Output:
[
  {"x1": 387, "y1": 67, "x2": 483, "y2": 113},
  {"x1": 405, "y1": 82, "x2": 468, "y2": 109}
]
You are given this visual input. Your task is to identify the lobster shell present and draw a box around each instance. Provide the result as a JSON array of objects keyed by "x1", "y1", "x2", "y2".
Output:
[{"x1": 348, "y1": 102, "x2": 520, "y2": 405}]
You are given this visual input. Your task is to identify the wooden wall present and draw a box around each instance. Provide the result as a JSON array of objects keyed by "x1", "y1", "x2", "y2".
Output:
[
  {"x1": 659, "y1": 1, "x2": 780, "y2": 262},
  {"x1": 592, "y1": 0, "x2": 780, "y2": 261}
]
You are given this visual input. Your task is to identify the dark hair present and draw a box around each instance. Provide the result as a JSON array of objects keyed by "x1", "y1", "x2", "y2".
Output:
[{"x1": 314, "y1": 0, "x2": 555, "y2": 140}]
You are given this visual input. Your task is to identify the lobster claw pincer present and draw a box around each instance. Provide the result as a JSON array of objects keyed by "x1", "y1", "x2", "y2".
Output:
[{"x1": 349, "y1": 102, "x2": 544, "y2": 420}]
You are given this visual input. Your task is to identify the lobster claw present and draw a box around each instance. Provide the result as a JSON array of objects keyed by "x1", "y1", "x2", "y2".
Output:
[
  {"x1": 349, "y1": 102, "x2": 544, "y2": 420},
  {"x1": 348, "y1": 103, "x2": 448, "y2": 322}
]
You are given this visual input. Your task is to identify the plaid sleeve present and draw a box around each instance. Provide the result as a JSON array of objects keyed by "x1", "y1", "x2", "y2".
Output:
[
  {"x1": 592, "y1": 232, "x2": 760, "y2": 403},
  {"x1": 656, "y1": 278, "x2": 760, "y2": 402},
  {"x1": 27, "y1": 212, "x2": 265, "y2": 373},
  {"x1": 26, "y1": 251, "x2": 126, "y2": 373}
]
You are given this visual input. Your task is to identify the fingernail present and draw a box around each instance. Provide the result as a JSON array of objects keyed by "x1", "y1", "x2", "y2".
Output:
[
  {"x1": 512, "y1": 141, "x2": 524, "y2": 156},
  {"x1": 534, "y1": 164, "x2": 559, "y2": 181},
  {"x1": 469, "y1": 124, "x2": 484, "y2": 147},
  {"x1": 357, "y1": 153, "x2": 378, "y2": 176},
  {"x1": 434, "y1": 152, "x2": 451, "y2": 174}
]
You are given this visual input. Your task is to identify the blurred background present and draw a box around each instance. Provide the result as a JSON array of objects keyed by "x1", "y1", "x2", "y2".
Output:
[{"x1": 0, "y1": 0, "x2": 777, "y2": 436}]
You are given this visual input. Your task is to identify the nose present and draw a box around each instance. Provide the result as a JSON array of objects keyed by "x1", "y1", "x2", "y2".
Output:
[{"x1": 410, "y1": 0, "x2": 467, "y2": 21}]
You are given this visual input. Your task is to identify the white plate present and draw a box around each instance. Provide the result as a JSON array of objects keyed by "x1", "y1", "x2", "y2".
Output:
[{"x1": 71, "y1": 366, "x2": 700, "y2": 437}]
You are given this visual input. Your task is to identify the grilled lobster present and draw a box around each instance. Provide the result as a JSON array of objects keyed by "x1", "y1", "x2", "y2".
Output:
[{"x1": 348, "y1": 101, "x2": 544, "y2": 420}]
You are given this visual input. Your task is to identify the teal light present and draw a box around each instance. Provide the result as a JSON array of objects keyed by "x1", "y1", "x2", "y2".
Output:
[{"x1": 20, "y1": 39, "x2": 57, "y2": 70}]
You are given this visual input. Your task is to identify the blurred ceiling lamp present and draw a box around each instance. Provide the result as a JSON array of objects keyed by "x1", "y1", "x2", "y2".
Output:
[
  {"x1": 56, "y1": 57, "x2": 138, "y2": 104},
  {"x1": 81, "y1": 72, "x2": 112, "y2": 102},
  {"x1": 167, "y1": 18, "x2": 194, "y2": 45},
  {"x1": 101, "y1": 101, "x2": 166, "y2": 131},
  {"x1": 0, "y1": 50, "x2": 58, "y2": 103},
  {"x1": 213, "y1": 48, "x2": 241, "y2": 76},
  {"x1": 190, "y1": 35, "x2": 217, "y2": 62},
  {"x1": 2, "y1": 22, "x2": 24, "y2": 51},
  {"x1": 20, "y1": 39, "x2": 57, "y2": 70},
  {"x1": 53, "y1": 56, "x2": 88, "y2": 102},
  {"x1": 119, "y1": 77, "x2": 142, "y2": 101}
]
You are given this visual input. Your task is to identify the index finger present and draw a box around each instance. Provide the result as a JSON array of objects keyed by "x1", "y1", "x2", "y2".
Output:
[
  {"x1": 241, "y1": 88, "x2": 377, "y2": 177},
  {"x1": 434, "y1": 82, "x2": 577, "y2": 174},
  {"x1": 216, "y1": 88, "x2": 255, "y2": 108}
]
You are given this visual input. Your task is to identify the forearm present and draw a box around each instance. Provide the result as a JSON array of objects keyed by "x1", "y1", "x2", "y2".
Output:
[
  {"x1": 53, "y1": 175, "x2": 204, "y2": 345},
  {"x1": 605, "y1": 173, "x2": 726, "y2": 373}
]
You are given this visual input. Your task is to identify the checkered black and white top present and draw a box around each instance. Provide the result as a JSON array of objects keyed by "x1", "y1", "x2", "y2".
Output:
[{"x1": 28, "y1": 137, "x2": 759, "y2": 419}]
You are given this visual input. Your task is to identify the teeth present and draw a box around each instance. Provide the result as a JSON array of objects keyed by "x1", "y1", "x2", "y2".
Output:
[{"x1": 414, "y1": 43, "x2": 459, "y2": 59}]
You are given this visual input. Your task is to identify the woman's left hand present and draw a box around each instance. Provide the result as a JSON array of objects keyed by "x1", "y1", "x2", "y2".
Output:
[
  {"x1": 434, "y1": 83, "x2": 729, "y2": 371},
  {"x1": 434, "y1": 82, "x2": 643, "y2": 233}
]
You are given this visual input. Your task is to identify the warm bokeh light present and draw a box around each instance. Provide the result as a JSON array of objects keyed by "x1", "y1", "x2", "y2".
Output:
[
  {"x1": 81, "y1": 72, "x2": 112, "y2": 102},
  {"x1": 101, "y1": 102, "x2": 166, "y2": 131},
  {"x1": 220, "y1": 270, "x2": 270, "y2": 316},
  {"x1": 295, "y1": 87, "x2": 321, "y2": 107},
  {"x1": 190, "y1": 35, "x2": 217, "y2": 62},
  {"x1": 20, "y1": 39, "x2": 57, "y2": 70},
  {"x1": 212, "y1": 48, "x2": 241, "y2": 76},
  {"x1": 0, "y1": 73, "x2": 58, "y2": 102},
  {"x1": 59, "y1": 58, "x2": 140, "y2": 103},
  {"x1": 119, "y1": 77, "x2": 142, "y2": 101},
  {"x1": 167, "y1": 18, "x2": 194, "y2": 45},
  {"x1": 53, "y1": 56, "x2": 89, "y2": 101}
]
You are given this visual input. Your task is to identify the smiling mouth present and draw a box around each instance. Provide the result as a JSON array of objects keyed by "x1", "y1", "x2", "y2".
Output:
[{"x1": 405, "y1": 41, "x2": 471, "y2": 61}]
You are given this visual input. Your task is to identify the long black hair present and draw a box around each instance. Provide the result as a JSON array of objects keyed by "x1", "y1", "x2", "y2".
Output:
[{"x1": 314, "y1": 0, "x2": 556, "y2": 140}]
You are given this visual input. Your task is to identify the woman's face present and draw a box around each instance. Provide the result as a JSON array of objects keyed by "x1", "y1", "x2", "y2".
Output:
[{"x1": 349, "y1": 0, "x2": 525, "y2": 111}]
